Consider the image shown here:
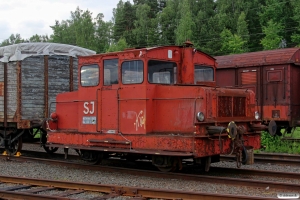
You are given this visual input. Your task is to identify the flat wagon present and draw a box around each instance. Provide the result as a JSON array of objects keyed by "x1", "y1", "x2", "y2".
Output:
[
  {"x1": 0, "y1": 43, "x2": 95, "y2": 154},
  {"x1": 215, "y1": 48, "x2": 300, "y2": 136}
]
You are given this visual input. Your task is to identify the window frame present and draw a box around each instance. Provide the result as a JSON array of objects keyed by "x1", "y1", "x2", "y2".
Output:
[
  {"x1": 147, "y1": 60, "x2": 177, "y2": 85},
  {"x1": 121, "y1": 60, "x2": 144, "y2": 85},
  {"x1": 80, "y1": 64, "x2": 100, "y2": 87},
  {"x1": 103, "y1": 59, "x2": 119, "y2": 86},
  {"x1": 194, "y1": 65, "x2": 215, "y2": 83}
]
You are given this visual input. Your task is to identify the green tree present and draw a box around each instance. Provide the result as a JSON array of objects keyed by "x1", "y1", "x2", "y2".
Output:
[
  {"x1": 291, "y1": 0, "x2": 300, "y2": 46},
  {"x1": 191, "y1": 0, "x2": 217, "y2": 54},
  {"x1": 259, "y1": 0, "x2": 296, "y2": 48},
  {"x1": 220, "y1": 29, "x2": 246, "y2": 54},
  {"x1": 236, "y1": 12, "x2": 249, "y2": 51},
  {"x1": 50, "y1": 20, "x2": 76, "y2": 45},
  {"x1": 95, "y1": 13, "x2": 113, "y2": 53},
  {"x1": 112, "y1": 1, "x2": 136, "y2": 46},
  {"x1": 29, "y1": 34, "x2": 49, "y2": 42},
  {"x1": 70, "y1": 7, "x2": 96, "y2": 50},
  {"x1": 158, "y1": 0, "x2": 180, "y2": 45},
  {"x1": 260, "y1": 20, "x2": 283, "y2": 50},
  {"x1": 107, "y1": 37, "x2": 128, "y2": 52},
  {"x1": 134, "y1": 3, "x2": 159, "y2": 46},
  {"x1": 0, "y1": 34, "x2": 24, "y2": 46},
  {"x1": 175, "y1": 0, "x2": 195, "y2": 45}
]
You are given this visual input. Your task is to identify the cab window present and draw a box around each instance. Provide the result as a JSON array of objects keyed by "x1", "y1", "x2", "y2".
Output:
[
  {"x1": 194, "y1": 65, "x2": 214, "y2": 83},
  {"x1": 80, "y1": 64, "x2": 99, "y2": 86},
  {"x1": 122, "y1": 60, "x2": 143, "y2": 84},
  {"x1": 104, "y1": 59, "x2": 119, "y2": 85},
  {"x1": 148, "y1": 60, "x2": 177, "y2": 84}
]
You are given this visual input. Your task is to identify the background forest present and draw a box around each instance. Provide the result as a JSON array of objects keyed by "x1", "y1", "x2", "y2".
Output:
[{"x1": 1, "y1": 0, "x2": 300, "y2": 56}]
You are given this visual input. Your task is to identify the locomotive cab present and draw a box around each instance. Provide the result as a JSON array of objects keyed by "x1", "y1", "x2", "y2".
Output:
[{"x1": 46, "y1": 42, "x2": 264, "y2": 171}]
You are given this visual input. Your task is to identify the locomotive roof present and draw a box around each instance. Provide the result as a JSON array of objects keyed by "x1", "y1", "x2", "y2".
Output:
[
  {"x1": 215, "y1": 48, "x2": 300, "y2": 69},
  {"x1": 80, "y1": 45, "x2": 215, "y2": 61},
  {"x1": 0, "y1": 42, "x2": 96, "y2": 63}
]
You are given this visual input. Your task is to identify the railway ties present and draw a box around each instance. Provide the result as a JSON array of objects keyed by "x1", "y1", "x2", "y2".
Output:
[{"x1": 0, "y1": 175, "x2": 275, "y2": 200}]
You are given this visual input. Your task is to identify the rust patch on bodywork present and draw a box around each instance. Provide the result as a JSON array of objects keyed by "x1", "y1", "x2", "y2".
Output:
[{"x1": 0, "y1": 82, "x2": 4, "y2": 96}]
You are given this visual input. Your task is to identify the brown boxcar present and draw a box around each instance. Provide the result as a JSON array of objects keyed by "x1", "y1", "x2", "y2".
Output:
[
  {"x1": 46, "y1": 42, "x2": 265, "y2": 171},
  {"x1": 215, "y1": 48, "x2": 300, "y2": 136},
  {"x1": 0, "y1": 43, "x2": 95, "y2": 154}
]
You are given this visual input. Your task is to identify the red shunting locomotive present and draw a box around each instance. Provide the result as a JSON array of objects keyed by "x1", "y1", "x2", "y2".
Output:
[{"x1": 46, "y1": 42, "x2": 265, "y2": 171}]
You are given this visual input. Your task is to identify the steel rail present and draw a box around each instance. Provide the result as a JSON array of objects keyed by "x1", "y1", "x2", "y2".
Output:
[
  {"x1": 2, "y1": 154, "x2": 300, "y2": 191},
  {"x1": 209, "y1": 166, "x2": 300, "y2": 180},
  {"x1": 221, "y1": 154, "x2": 300, "y2": 166},
  {"x1": 0, "y1": 175, "x2": 277, "y2": 200}
]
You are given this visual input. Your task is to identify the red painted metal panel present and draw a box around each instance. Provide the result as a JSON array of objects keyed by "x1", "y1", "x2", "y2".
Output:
[
  {"x1": 101, "y1": 89, "x2": 118, "y2": 133},
  {"x1": 215, "y1": 48, "x2": 300, "y2": 128},
  {"x1": 241, "y1": 72, "x2": 256, "y2": 85},
  {"x1": 48, "y1": 44, "x2": 262, "y2": 163},
  {"x1": 55, "y1": 92, "x2": 79, "y2": 130}
]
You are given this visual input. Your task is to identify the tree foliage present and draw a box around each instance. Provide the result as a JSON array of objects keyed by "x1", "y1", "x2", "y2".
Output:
[
  {"x1": 260, "y1": 20, "x2": 284, "y2": 50},
  {"x1": 2, "y1": 0, "x2": 300, "y2": 55},
  {"x1": 0, "y1": 34, "x2": 24, "y2": 46},
  {"x1": 175, "y1": 0, "x2": 195, "y2": 45}
]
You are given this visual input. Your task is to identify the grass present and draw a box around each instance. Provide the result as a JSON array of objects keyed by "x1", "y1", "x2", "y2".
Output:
[{"x1": 258, "y1": 128, "x2": 300, "y2": 154}]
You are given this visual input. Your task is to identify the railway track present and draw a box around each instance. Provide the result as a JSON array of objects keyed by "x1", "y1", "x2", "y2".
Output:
[
  {"x1": 221, "y1": 152, "x2": 300, "y2": 166},
  {"x1": 1, "y1": 152, "x2": 300, "y2": 193},
  {"x1": 0, "y1": 175, "x2": 275, "y2": 200}
]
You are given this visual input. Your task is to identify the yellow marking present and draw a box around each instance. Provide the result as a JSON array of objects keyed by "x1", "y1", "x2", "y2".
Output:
[
  {"x1": 15, "y1": 152, "x2": 21, "y2": 157},
  {"x1": 2, "y1": 151, "x2": 7, "y2": 156},
  {"x1": 155, "y1": 153, "x2": 160, "y2": 154}
]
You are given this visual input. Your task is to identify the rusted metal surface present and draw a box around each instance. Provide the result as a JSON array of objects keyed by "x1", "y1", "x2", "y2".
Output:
[
  {"x1": 47, "y1": 44, "x2": 263, "y2": 171},
  {"x1": 216, "y1": 48, "x2": 300, "y2": 68},
  {"x1": 0, "y1": 175, "x2": 282, "y2": 200},
  {"x1": 221, "y1": 154, "x2": 300, "y2": 166},
  {"x1": 210, "y1": 166, "x2": 300, "y2": 180},
  {"x1": 215, "y1": 48, "x2": 300, "y2": 131}
]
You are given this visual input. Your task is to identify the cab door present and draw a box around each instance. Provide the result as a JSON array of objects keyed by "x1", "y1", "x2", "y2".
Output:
[
  {"x1": 78, "y1": 64, "x2": 99, "y2": 133},
  {"x1": 97, "y1": 59, "x2": 119, "y2": 134}
]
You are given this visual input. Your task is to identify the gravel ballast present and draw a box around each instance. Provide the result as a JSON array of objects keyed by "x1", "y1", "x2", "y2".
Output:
[{"x1": 0, "y1": 144, "x2": 299, "y2": 199}]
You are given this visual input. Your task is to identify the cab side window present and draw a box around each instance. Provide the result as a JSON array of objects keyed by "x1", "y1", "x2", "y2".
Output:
[
  {"x1": 194, "y1": 65, "x2": 214, "y2": 83},
  {"x1": 80, "y1": 64, "x2": 99, "y2": 86},
  {"x1": 122, "y1": 60, "x2": 143, "y2": 84},
  {"x1": 148, "y1": 60, "x2": 177, "y2": 84},
  {"x1": 104, "y1": 59, "x2": 119, "y2": 85}
]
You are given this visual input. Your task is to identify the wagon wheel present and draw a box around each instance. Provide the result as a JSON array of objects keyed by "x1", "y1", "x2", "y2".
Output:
[
  {"x1": 6, "y1": 137, "x2": 23, "y2": 155},
  {"x1": 80, "y1": 150, "x2": 103, "y2": 165},
  {"x1": 41, "y1": 131, "x2": 58, "y2": 154}
]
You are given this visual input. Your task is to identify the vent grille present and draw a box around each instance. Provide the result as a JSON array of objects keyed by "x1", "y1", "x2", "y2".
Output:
[
  {"x1": 241, "y1": 72, "x2": 256, "y2": 85},
  {"x1": 218, "y1": 96, "x2": 246, "y2": 117}
]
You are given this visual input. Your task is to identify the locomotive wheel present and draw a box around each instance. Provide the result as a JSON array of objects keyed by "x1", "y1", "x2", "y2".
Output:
[
  {"x1": 41, "y1": 131, "x2": 58, "y2": 154},
  {"x1": 153, "y1": 155, "x2": 179, "y2": 172},
  {"x1": 241, "y1": 145, "x2": 248, "y2": 165},
  {"x1": 80, "y1": 150, "x2": 103, "y2": 165},
  {"x1": 6, "y1": 137, "x2": 23, "y2": 155},
  {"x1": 43, "y1": 146, "x2": 59, "y2": 154},
  {"x1": 157, "y1": 165, "x2": 175, "y2": 172}
]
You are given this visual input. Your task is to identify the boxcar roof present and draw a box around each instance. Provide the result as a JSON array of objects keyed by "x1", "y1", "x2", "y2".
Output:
[
  {"x1": 215, "y1": 48, "x2": 300, "y2": 69},
  {"x1": 0, "y1": 43, "x2": 96, "y2": 63}
]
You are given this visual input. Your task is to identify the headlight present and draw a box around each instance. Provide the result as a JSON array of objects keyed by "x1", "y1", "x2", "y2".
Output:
[
  {"x1": 196, "y1": 112, "x2": 205, "y2": 121},
  {"x1": 255, "y1": 111, "x2": 260, "y2": 120}
]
